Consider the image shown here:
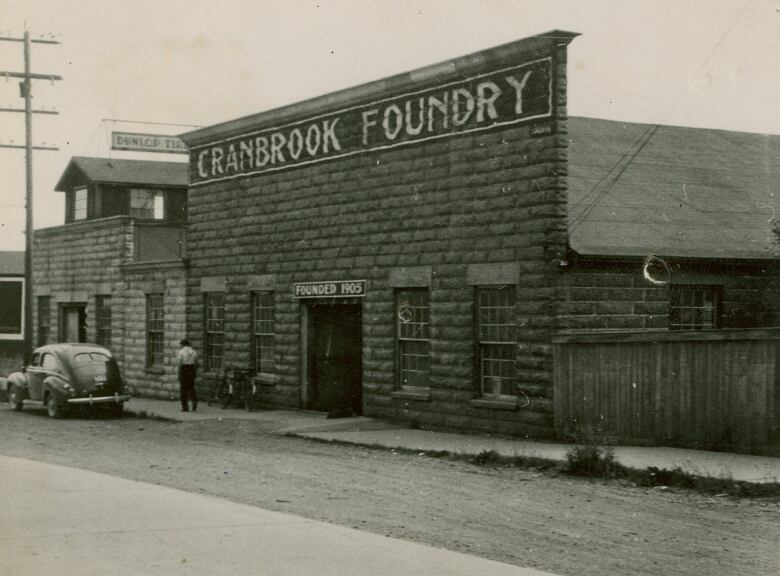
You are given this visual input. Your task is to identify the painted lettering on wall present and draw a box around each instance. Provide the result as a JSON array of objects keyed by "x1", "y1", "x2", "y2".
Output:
[{"x1": 190, "y1": 57, "x2": 552, "y2": 185}]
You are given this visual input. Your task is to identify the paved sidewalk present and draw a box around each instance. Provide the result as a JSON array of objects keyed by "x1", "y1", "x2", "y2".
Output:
[
  {"x1": 0, "y1": 455, "x2": 558, "y2": 576},
  {"x1": 127, "y1": 397, "x2": 780, "y2": 484}
]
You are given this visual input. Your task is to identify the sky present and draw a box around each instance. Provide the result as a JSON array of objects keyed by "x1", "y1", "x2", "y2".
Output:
[{"x1": 0, "y1": 0, "x2": 777, "y2": 251}]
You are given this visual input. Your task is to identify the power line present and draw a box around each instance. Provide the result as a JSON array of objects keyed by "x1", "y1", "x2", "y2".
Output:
[
  {"x1": 569, "y1": 0, "x2": 754, "y2": 233},
  {"x1": 103, "y1": 118, "x2": 203, "y2": 129}
]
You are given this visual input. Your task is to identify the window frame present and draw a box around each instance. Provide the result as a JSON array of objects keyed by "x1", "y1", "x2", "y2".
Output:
[
  {"x1": 146, "y1": 293, "x2": 165, "y2": 367},
  {"x1": 669, "y1": 284, "x2": 722, "y2": 330},
  {"x1": 0, "y1": 277, "x2": 24, "y2": 340},
  {"x1": 395, "y1": 288, "x2": 431, "y2": 390},
  {"x1": 204, "y1": 292, "x2": 225, "y2": 371},
  {"x1": 475, "y1": 285, "x2": 517, "y2": 399},
  {"x1": 95, "y1": 295, "x2": 112, "y2": 349},
  {"x1": 129, "y1": 188, "x2": 165, "y2": 220},
  {"x1": 251, "y1": 291, "x2": 275, "y2": 375},
  {"x1": 73, "y1": 186, "x2": 88, "y2": 220},
  {"x1": 37, "y1": 295, "x2": 51, "y2": 346}
]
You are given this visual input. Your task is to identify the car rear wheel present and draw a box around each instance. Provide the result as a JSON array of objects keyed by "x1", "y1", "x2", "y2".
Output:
[
  {"x1": 8, "y1": 387, "x2": 23, "y2": 411},
  {"x1": 107, "y1": 402, "x2": 124, "y2": 418},
  {"x1": 45, "y1": 394, "x2": 63, "y2": 419}
]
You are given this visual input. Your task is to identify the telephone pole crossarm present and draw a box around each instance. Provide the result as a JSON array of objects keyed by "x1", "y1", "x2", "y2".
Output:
[
  {"x1": 0, "y1": 107, "x2": 59, "y2": 114},
  {"x1": 0, "y1": 36, "x2": 60, "y2": 45},
  {"x1": 0, "y1": 144, "x2": 59, "y2": 150},
  {"x1": 0, "y1": 71, "x2": 63, "y2": 81}
]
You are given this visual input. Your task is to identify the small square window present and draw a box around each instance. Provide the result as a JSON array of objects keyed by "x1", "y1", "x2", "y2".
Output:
[
  {"x1": 669, "y1": 285, "x2": 721, "y2": 329},
  {"x1": 130, "y1": 189, "x2": 164, "y2": 220}
]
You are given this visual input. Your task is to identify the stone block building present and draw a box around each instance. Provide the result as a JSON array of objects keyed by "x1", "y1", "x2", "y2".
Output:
[
  {"x1": 32, "y1": 157, "x2": 188, "y2": 398},
  {"x1": 28, "y1": 30, "x2": 779, "y2": 442},
  {"x1": 176, "y1": 30, "x2": 778, "y2": 439}
]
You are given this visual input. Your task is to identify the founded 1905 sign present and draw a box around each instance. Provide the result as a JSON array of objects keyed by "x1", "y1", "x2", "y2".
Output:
[
  {"x1": 191, "y1": 57, "x2": 553, "y2": 185},
  {"x1": 293, "y1": 280, "x2": 367, "y2": 299}
]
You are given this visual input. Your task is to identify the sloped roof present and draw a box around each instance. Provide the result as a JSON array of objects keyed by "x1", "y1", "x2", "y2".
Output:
[
  {"x1": 54, "y1": 157, "x2": 188, "y2": 191},
  {"x1": 0, "y1": 251, "x2": 24, "y2": 275},
  {"x1": 567, "y1": 117, "x2": 779, "y2": 260}
]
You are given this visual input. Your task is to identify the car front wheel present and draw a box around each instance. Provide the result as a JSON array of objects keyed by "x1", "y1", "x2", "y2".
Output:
[
  {"x1": 8, "y1": 387, "x2": 23, "y2": 411},
  {"x1": 45, "y1": 394, "x2": 64, "y2": 419}
]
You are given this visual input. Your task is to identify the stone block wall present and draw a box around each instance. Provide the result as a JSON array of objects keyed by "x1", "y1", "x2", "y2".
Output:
[
  {"x1": 33, "y1": 216, "x2": 187, "y2": 397},
  {"x1": 122, "y1": 263, "x2": 187, "y2": 399},
  {"x1": 33, "y1": 216, "x2": 132, "y2": 357},
  {"x1": 558, "y1": 259, "x2": 777, "y2": 331},
  {"x1": 184, "y1": 37, "x2": 572, "y2": 438},
  {"x1": 0, "y1": 341, "x2": 24, "y2": 377}
]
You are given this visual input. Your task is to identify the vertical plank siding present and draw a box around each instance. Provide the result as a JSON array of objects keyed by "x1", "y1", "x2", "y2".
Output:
[{"x1": 553, "y1": 329, "x2": 780, "y2": 453}]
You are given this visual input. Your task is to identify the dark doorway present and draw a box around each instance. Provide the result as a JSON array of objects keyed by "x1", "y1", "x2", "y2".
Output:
[
  {"x1": 307, "y1": 303, "x2": 362, "y2": 415},
  {"x1": 61, "y1": 304, "x2": 87, "y2": 343}
]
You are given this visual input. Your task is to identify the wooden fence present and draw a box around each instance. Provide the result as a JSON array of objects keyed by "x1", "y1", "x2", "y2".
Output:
[{"x1": 552, "y1": 328, "x2": 780, "y2": 454}]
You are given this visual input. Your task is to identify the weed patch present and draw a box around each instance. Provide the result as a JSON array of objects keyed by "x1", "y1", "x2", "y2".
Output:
[{"x1": 564, "y1": 444, "x2": 625, "y2": 478}]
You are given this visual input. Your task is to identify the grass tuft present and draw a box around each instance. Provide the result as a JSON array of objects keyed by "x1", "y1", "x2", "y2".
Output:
[{"x1": 564, "y1": 444, "x2": 624, "y2": 478}]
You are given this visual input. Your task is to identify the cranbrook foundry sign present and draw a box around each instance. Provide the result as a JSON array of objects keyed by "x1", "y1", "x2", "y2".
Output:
[
  {"x1": 191, "y1": 57, "x2": 553, "y2": 185},
  {"x1": 293, "y1": 280, "x2": 367, "y2": 299}
]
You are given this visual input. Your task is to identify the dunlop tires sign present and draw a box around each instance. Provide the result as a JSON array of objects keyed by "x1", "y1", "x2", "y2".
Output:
[
  {"x1": 112, "y1": 132, "x2": 188, "y2": 154},
  {"x1": 191, "y1": 57, "x2": 553, "y2": 185}
]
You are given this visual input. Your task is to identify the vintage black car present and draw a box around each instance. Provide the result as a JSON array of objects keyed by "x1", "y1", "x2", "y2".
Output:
[{"x1": 6, "y1": 344, "x2": 130, "y2": 418}]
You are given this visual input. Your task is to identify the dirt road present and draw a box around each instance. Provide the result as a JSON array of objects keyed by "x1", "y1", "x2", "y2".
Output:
[{"x1": 0, "y1": 406, "x2": 777, "y2": 576}]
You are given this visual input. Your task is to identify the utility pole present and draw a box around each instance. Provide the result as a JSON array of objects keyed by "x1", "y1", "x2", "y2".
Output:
[{"x1": 0, "y1": 30, "x2": 62, "y2": 363}]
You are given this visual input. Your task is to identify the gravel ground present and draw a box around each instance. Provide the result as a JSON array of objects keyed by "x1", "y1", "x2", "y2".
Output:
[{"x1": 1, "y1": 405, "x2": 778, "y2": 576}]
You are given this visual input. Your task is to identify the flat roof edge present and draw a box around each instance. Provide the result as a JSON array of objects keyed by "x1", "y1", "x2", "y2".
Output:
[{"x1": 180, "y1": 30, "x2": 579, "y2": 146}]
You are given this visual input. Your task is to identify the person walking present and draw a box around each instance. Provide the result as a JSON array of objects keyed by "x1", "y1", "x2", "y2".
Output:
[{"x1": 176, "y1": 338, "x2": 198, "y2": 412}]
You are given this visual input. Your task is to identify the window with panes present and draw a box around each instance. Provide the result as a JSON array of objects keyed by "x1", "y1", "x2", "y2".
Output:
[
  {"x1": 252, "y1": 292, "x2": 275, "y2": 374},
  {"x1": 669, "y1": 285, "x2": 721, "y2": 329},
  {"x1": 205, "y1": 292, "x2": 225, "y2": 370},
  {"x1": 95, "y1": 295, "x2": 112, "y2": 348},
  {"x1": 74, "y1": 187, "x2": 88, "y2": 220},
  {"x1": 396, "y1": 289, "x2": 430, "y2": 388},
  {"x1": 130, "y1": 189, "x2": 164, "y2": 220},
  {"x1": 146, "y1": 294, "x2": 164, "y2": 367},
  {"x1": 37, "y1": 295, "x2": 51, "y2": 346},
  {"x1": 476, "y1": 285, "x2": 517, "y2": 397}
]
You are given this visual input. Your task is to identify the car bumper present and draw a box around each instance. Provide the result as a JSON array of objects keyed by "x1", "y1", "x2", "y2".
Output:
[{"x1": 67, "y1": 393, "x2": 131, "y2": 405}]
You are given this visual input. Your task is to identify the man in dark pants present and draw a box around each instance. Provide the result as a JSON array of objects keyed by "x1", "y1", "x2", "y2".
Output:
[{"x1": 176, "y1": 338, "x2": 198, "y2": 412}]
